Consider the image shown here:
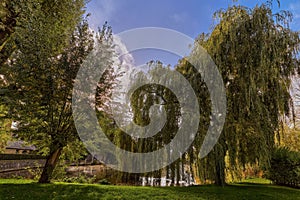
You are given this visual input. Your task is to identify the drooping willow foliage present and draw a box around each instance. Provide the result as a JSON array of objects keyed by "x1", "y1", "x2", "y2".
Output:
[
  {"x1": 177, "y1": 3, "x2": 300, "y2": 185},
  {"x1": 97, "y1": 61, "x2": 187, "y2": 185},
  {"x1": 97, "y1": 2, "x2": 299, "y2": 186}
]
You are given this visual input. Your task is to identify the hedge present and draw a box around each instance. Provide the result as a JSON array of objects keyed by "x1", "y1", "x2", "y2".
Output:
[{"x1": 266, "y1": 147, "x2": 300, "y2": 188}]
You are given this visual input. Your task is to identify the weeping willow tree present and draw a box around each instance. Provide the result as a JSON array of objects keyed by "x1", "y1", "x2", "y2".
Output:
[
  {"x1": 129, "y1": 61, "x2": 183, "y2": 185},
  {"x1": 177, "y1": 2, "x2": 300, "y2": 186},
  {"x1": 91, "y1": 1, "x2": 299, "y2": 186},
  {"x1": 96, "y1": 61, "x2": 185, "y2": 185}
]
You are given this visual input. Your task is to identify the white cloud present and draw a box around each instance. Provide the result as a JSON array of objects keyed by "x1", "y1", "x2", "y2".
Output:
[
  {"x1": 111, "y1": 34, "x2": 136, "y2": 99},
  {"x1": 113, "y1": 35, "x2": 135, "y2": 70},
  {"x1": 87, "y1": 0, "x2": 119, "y2": 28}
]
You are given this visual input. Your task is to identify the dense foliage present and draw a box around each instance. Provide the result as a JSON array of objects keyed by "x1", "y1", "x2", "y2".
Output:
[
  {"x1": 0, "y1": 0, "x2": 94, "y2": 183},
  {"x1": 267, "y1": 147, "x2": 300, "y2": 188},
  {"x1": 92, "y1": 2, "x2": 300, "y2": 186},
  {"x1": 183, "y1": 3, "x2": 300, "y2": 185}
]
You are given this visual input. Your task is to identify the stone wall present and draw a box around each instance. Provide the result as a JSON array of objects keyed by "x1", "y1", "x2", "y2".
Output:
[{"x1": 0, "y1": 159, "x2": 45, "y2": 178}]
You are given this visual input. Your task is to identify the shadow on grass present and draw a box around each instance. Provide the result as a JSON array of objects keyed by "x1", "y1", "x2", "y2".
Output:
[
  {"x1": 0, "y1": 183, "x2": 106, "y2": 200},
  {"x1": 157, "y1": 182, "x2": 300, "y2": 200},
  {"x1": 0, "y1": 181, "x2": 299, "y2": 200}
]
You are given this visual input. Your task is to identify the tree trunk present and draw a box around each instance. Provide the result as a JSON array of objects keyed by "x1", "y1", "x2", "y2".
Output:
[
  {"x1": 214, "y1": 144, "x2": 226, "y2": 187},
  {"x1": 176, "y1": 160, "x2": 180, "y2": 186},
  {"x1": 215, "y1": 158, "x2": 226, "y2": 186},
  {"x1": 171, "y1": 163, "x2": 175, "y2": 186},
  {"x1": 38, "y1": 147, "x2": 63, "y2": 183}
]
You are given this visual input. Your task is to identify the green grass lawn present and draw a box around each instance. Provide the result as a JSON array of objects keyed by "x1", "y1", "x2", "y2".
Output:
[{"x1": 0, "y1": 178, "x2": 299, "y2": 200}]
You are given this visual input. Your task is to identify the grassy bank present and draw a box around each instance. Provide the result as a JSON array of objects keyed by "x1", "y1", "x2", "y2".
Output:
[{"x1": 0, "y1": 178, "x2": 299, "y2": 200}]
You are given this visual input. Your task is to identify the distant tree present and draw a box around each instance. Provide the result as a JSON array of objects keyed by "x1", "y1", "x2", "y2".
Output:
[
  {"x1": 281, "y1": 76, "x2": 300, "y2": 152},
  {"x1": 289, "y1": 76, "x2": 300, "y2": 127},
  {"x1": 98, "y1": 61, "x2": 183, "y2": 184},
  {"x1": 280, "y1": 126, "x2": 300, "y2": 152},
  {"x1": 0, "y1": 105, "x2": 11, "y2": 153}
]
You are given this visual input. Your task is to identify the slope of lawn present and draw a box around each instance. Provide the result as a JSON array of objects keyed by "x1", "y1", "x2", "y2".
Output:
[{"x1": 0, "y1": 178, "x2": 299, "y2": 200}]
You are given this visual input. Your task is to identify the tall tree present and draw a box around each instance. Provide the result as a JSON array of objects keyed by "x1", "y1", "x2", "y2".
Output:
[
  {"x1": 3, "y1": 18, "x2": 94, "y2": 183},
  {"x1": 1, "y1": 0, "x2": 93, "y2": 183},
  {"x1": 4, "y1": 20, "x2": 120, "y2": 183},
  {"x1": 178, "y1": 2, "x2": 299, "y2": 186}
]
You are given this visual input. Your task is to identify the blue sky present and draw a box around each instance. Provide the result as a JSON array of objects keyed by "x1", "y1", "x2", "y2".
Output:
[{"x1": 86, "y1": 0, "x2": 300, "y2": 66}]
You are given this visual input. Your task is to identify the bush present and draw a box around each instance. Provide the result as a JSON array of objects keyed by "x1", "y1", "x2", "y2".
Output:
[
  {"x1": 98, "y1": 179, "x2": 111, "y2": 185},
  {"x1": 266, "y1": 147, "x2": 300, "y2": 188},
  {"x1": 61, "y1": 175, "x2": 96, "y2": 184}
]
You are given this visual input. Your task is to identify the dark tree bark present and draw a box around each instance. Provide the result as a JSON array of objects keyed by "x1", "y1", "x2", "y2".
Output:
[
  {"x1": 176, "y1": 161, "x2": 180, "y2": 186},
  {"x1": 171, "y1": 163, "x2": 175, "y2": 186},
  {"x1": 38, "y1": 147, "x2": 63, "y2": 183},
  {"x1": 214, "y1": 144, "x2": 226, "y2": 187},
  {"x1": 215, "y1": 159, "x2": 226, "y2": 186}
]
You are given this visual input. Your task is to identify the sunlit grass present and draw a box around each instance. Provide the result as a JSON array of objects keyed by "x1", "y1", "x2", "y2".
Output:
[{"x1": 239, "y1": 178, "x2": 272, "y2": 184}]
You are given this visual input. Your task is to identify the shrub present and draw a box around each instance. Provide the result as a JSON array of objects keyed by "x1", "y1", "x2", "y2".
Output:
[
  {"x1": 61, "y1": 175, "x2": 96, "y2": 184},
  {"x1": 266, "y1": 147, "x2": 300, "y2": 188},
  {"x1": 98, "y1": 179, "x2": 111, "y2": 185}
]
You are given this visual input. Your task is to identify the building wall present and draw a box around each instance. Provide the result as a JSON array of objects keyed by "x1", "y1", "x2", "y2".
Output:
[{"x1": 0, "y1": 159, "x2": 45, "y2": 178}]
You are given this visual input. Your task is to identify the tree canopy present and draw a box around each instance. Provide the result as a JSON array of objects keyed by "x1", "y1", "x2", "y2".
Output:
[{"x1": 178, "y1": 2, "x2": 300, "y2": 185}]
